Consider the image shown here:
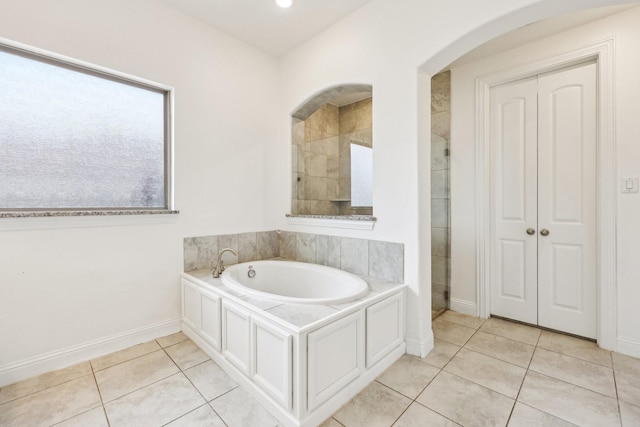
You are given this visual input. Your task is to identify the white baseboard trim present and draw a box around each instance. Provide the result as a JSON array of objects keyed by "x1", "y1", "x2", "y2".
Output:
[
  {"x1": 449, "y1": 298, "x2": 478, "y2": 316},
  {"x1": 616, "y1": 336, "x2": 640, "y2": 359},
  {"x1": 0, "y1": 318, "x2": 181, "y2": 387},
  {"x1": 405, "y1": 333, "x2": 434, "y2": 358}
]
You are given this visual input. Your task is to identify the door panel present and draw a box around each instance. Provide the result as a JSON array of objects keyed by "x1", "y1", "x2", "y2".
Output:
[
  {"x1": 490, "y1": 77, "x2": 539, "y2": 324},
  {"x1": 537, "y1": 62, "x2": 597, "y2": 338},
  {"x1": 499, "y1": 240, "x2": 527, "y2": 300},
  {"x1": 551, "y1": 244, "x2": 584, "y2": 309}
]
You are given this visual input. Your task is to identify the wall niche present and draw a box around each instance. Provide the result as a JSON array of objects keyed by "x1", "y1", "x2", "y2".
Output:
[{"x1": 291, "y1": 84, "x2": 373, "y2": 216}]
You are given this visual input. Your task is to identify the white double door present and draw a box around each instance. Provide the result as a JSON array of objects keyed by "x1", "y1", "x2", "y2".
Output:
[{"x1": 490, "y1": 62, "x2": 597, "y2": 339}]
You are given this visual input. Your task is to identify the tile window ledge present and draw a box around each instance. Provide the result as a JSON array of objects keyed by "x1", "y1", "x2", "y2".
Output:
[
  {"x1": 285, "y1": 214, "x2": 376, "y2": 230},
  {"x1": 0, "y1": 209, "x2": 179, "y2": 218}
]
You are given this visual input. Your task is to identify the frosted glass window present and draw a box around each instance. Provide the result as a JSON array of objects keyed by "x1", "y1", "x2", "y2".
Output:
[
  {"x1": 350, "y1": 144, "x2": 373, "y2": 207},
  {"x1": 0, "y1": 46, "x2": 169, "y2": 210}
]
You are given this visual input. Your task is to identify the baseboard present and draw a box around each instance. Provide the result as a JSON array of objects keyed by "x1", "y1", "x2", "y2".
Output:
[
  {"x1": 405, "y1": 333, "x2": 434, "y2": 358},
  {"x1": 449, "y1": 298, "x2": 478, "y2": 316},
  {"x1": 0, "y1": 318, "x2": 181, "y2": 387},
  {"x1": 616, "y1": 336, "x2": 640, "y2": 359}
]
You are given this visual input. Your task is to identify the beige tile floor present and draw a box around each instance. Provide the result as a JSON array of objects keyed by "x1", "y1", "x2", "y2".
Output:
[{"x1": 1, "y1": 311, "x2": 639, "y2": 427}]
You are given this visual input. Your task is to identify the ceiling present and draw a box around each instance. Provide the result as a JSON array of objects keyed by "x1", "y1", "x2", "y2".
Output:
[
  {"x1": 450, "y1": 4, "x2": 637, "y2": 68},
  {"x1": 158, "y1": 2, "x2": 637, "y2": 60},
  {"x1": 158, "y1": 0, "x2": 372, "y2": 57}
]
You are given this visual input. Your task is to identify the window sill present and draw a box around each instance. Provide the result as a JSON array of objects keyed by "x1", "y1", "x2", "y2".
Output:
[
  {"x1": 0, "y1": 209, "x2": 179, "y2": 218},
  {"x1": 0, "y1": 209, "x2": 179, "y2": 231},
  {"x1": 285, "y1": 214, "x2": 376, "y2": 230}
]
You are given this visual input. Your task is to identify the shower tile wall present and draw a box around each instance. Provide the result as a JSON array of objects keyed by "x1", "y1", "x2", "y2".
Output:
[
  {"x1": 292, "y1": 98, "x2": 372, "y2": 216},
  {"x1": 431, "y1": 71, "x2": 450, "y2": 313},
  {"x1": 292, "y1": 104, "x2": 340, "y2": 215}
]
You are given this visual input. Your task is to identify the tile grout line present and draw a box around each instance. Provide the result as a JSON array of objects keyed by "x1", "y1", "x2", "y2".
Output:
[
  {"x1": 404, "y1": 321, "x2": 484, "y2": 426},
  {"x1": 159, "y1": 338, "x2": 233, "y2": 426},
  {"x1": 89, "y1": 363, "x2": 112, "y2": 427},
  {"x1": 514, "y1": 331, "x2": 622, "y2": 426},
  {"x1": 0, "y1": 368, "x2": 91, "y2": 406},
  {"x1": 463, "y1": 321, "x2": 621, "y2": 424},
  {"x1": 92, "y1": 345, "x2": 164, "y2": 374},
  {"x1": 526, "y1": 363, "x2": 623, "y2": 400},
  {"x1": 610, "y1": 353, "x2": 623, "y2": 427},
  {"x1": 503, "y1": 325, "x2": 542, "y2": 426},
  {"x1": 159, "y1": 402, "x2": 218, "y2": 427},
  {"x1": 94, "y1": 344, "x2": 184, "y2": 410},
  {"x1": 173, "y1": 351, "x2": 230, "y2": 425}
]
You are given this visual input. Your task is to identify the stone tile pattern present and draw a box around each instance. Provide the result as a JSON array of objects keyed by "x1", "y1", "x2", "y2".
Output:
[
  {"x1": 431, "y1": 70, "x2": 451, "y2": 313},
  {"x1": 292, "y1": 97, "x2": 373, "y2": 216},
  {"x1": 0, "y1": 332, "x2": 278, "y2": 427},
  {"x1": 3, "y1": 315, "x2": 639, "y2": 427},
  {"x1": 183, "y1": 231, "x2": 278, "y2": 271},
  {"x1": 280, "y1": 231, "x2": 403, "y2": 283},
  {"x1": 184, "y1": 230, "x2": 404, "y2": 283},
  {"x1": 326, "y1": 313, "x2": 637, "y2": 427}
]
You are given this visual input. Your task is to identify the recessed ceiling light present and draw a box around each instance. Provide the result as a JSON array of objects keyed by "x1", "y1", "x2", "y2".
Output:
[{"x1": 275, "y1": 0, "x2": 293, "y2": 8}]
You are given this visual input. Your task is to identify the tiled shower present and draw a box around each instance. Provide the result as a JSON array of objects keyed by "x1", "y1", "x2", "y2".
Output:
[
  {"x1": 431, "y1": 71, "x2": 451, "y2": 315},
  {"x1": 291, "y1": 98, "x2": 373, "y2": 216}
]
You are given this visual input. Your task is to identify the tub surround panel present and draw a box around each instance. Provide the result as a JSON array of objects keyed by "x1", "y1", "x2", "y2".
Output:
[
  {"x1": 181, "y1": 260, "x2": 405, "y2": 427},
  {"x1": 184, "y1": 231, "x2": 279, "y2": 272},
  {"x1": 184, "y1": 230, "x2": 403, "y2": 283},
  {"x1": 295, "y1": 233, "x2": 318, "y2": 263},
  {"x1": 266, "y1": 304, "x2": 340, "y2": 329},
  {"x1": 183, "y1": 236, "x2": 219, "y2": 277},
  {"x1": 279, "y1": 231, "x2": 297, "y2": 260},
  {"x1": 340, "y1": 237, "x2": 370, "y2": 276},
  {"x1": 369, "y1": 240, "x2": 404, "y2": 283},
  {"x1": 186, "y1": 268, "x2": 402, "y2": 331},
  {"x1": 317, "y1": 235, "x2": 341, "y2": 269},
  {"x1": 218, "y1": 234, "x2": 239, "y2": 265},
  {"x1": 257, "y1": 231, "x2": 279, "y2": 260},
  {"x1": 238, "y1": 232, "x2": 257, "y2": 263}
]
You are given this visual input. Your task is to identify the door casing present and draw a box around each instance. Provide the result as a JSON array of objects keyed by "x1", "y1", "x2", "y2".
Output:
[{"x1": 474, "y1": 39, "x2": 617, "y2": 348}]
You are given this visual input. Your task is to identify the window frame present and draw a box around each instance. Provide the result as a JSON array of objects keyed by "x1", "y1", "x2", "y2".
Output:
[{"x1": 0, "y1": 37, "x2": 175, "y2": 214}]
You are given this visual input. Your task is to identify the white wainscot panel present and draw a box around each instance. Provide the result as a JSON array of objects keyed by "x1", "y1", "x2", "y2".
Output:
[
  {"x1": 366, "y1": 293, "x2": 404, "y2": 368},
  {"x1": 252, "y1": 317, "x2": 293, "y2": 410},
  {"x1": 307, "y1": 311, "x2": 363, "y2": 412},
  {"x1": 222, "y1": 300, "x2": 251, "y2": 375},
  {"x1": 182, "y1": 279, "x2": 202, "y2": 331},
  {"x1": 201, "y1": 290, "x2": 221, "y2": 351}
]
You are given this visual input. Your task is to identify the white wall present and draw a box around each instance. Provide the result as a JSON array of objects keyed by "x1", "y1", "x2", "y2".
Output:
[
  {"x1": 450, "y1": 6, "x2": 640, "y2": 357},
  {"x1": 0, "y1": 0, "x2": 279, "y2": 386},
  {"x1": 274, "y1": 0, "x2": 637, "y2": 356}
]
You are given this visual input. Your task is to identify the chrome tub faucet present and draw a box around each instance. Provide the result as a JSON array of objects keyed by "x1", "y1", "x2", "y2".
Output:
[{"x1": 213, "y1": 248, "x2": 238, "y2": 278}]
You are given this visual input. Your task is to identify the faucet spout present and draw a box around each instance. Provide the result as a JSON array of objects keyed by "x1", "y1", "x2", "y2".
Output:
[{"x1": 213, "y1": 247, "x2": 238, "y2": 278}]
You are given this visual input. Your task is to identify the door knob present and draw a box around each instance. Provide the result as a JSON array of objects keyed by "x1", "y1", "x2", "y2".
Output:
[
  {"x1": 526, "y1": 228, "x2": 535, "y2": 235},
  {"x1": 540, "y1": 229, "x2": 550, "y2": 236}
]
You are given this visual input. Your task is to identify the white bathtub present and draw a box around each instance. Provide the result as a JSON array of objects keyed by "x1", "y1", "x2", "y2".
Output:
[
  {"x1": 182, "y1": 263, "x2": 405, "y2": 427},
  {"x1": 221, "y1": 260, "x2": 368, "y2": 305}
]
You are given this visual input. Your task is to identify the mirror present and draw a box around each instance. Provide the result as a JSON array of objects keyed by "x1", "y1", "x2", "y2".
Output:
[{"x1": 291, "y1": 85, "x2": 372, "y2": 216}]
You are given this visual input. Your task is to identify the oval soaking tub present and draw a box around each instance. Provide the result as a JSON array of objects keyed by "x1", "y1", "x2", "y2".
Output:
[{"x1": 221, "y1": 260, "x2": 368, "y2": 305}]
